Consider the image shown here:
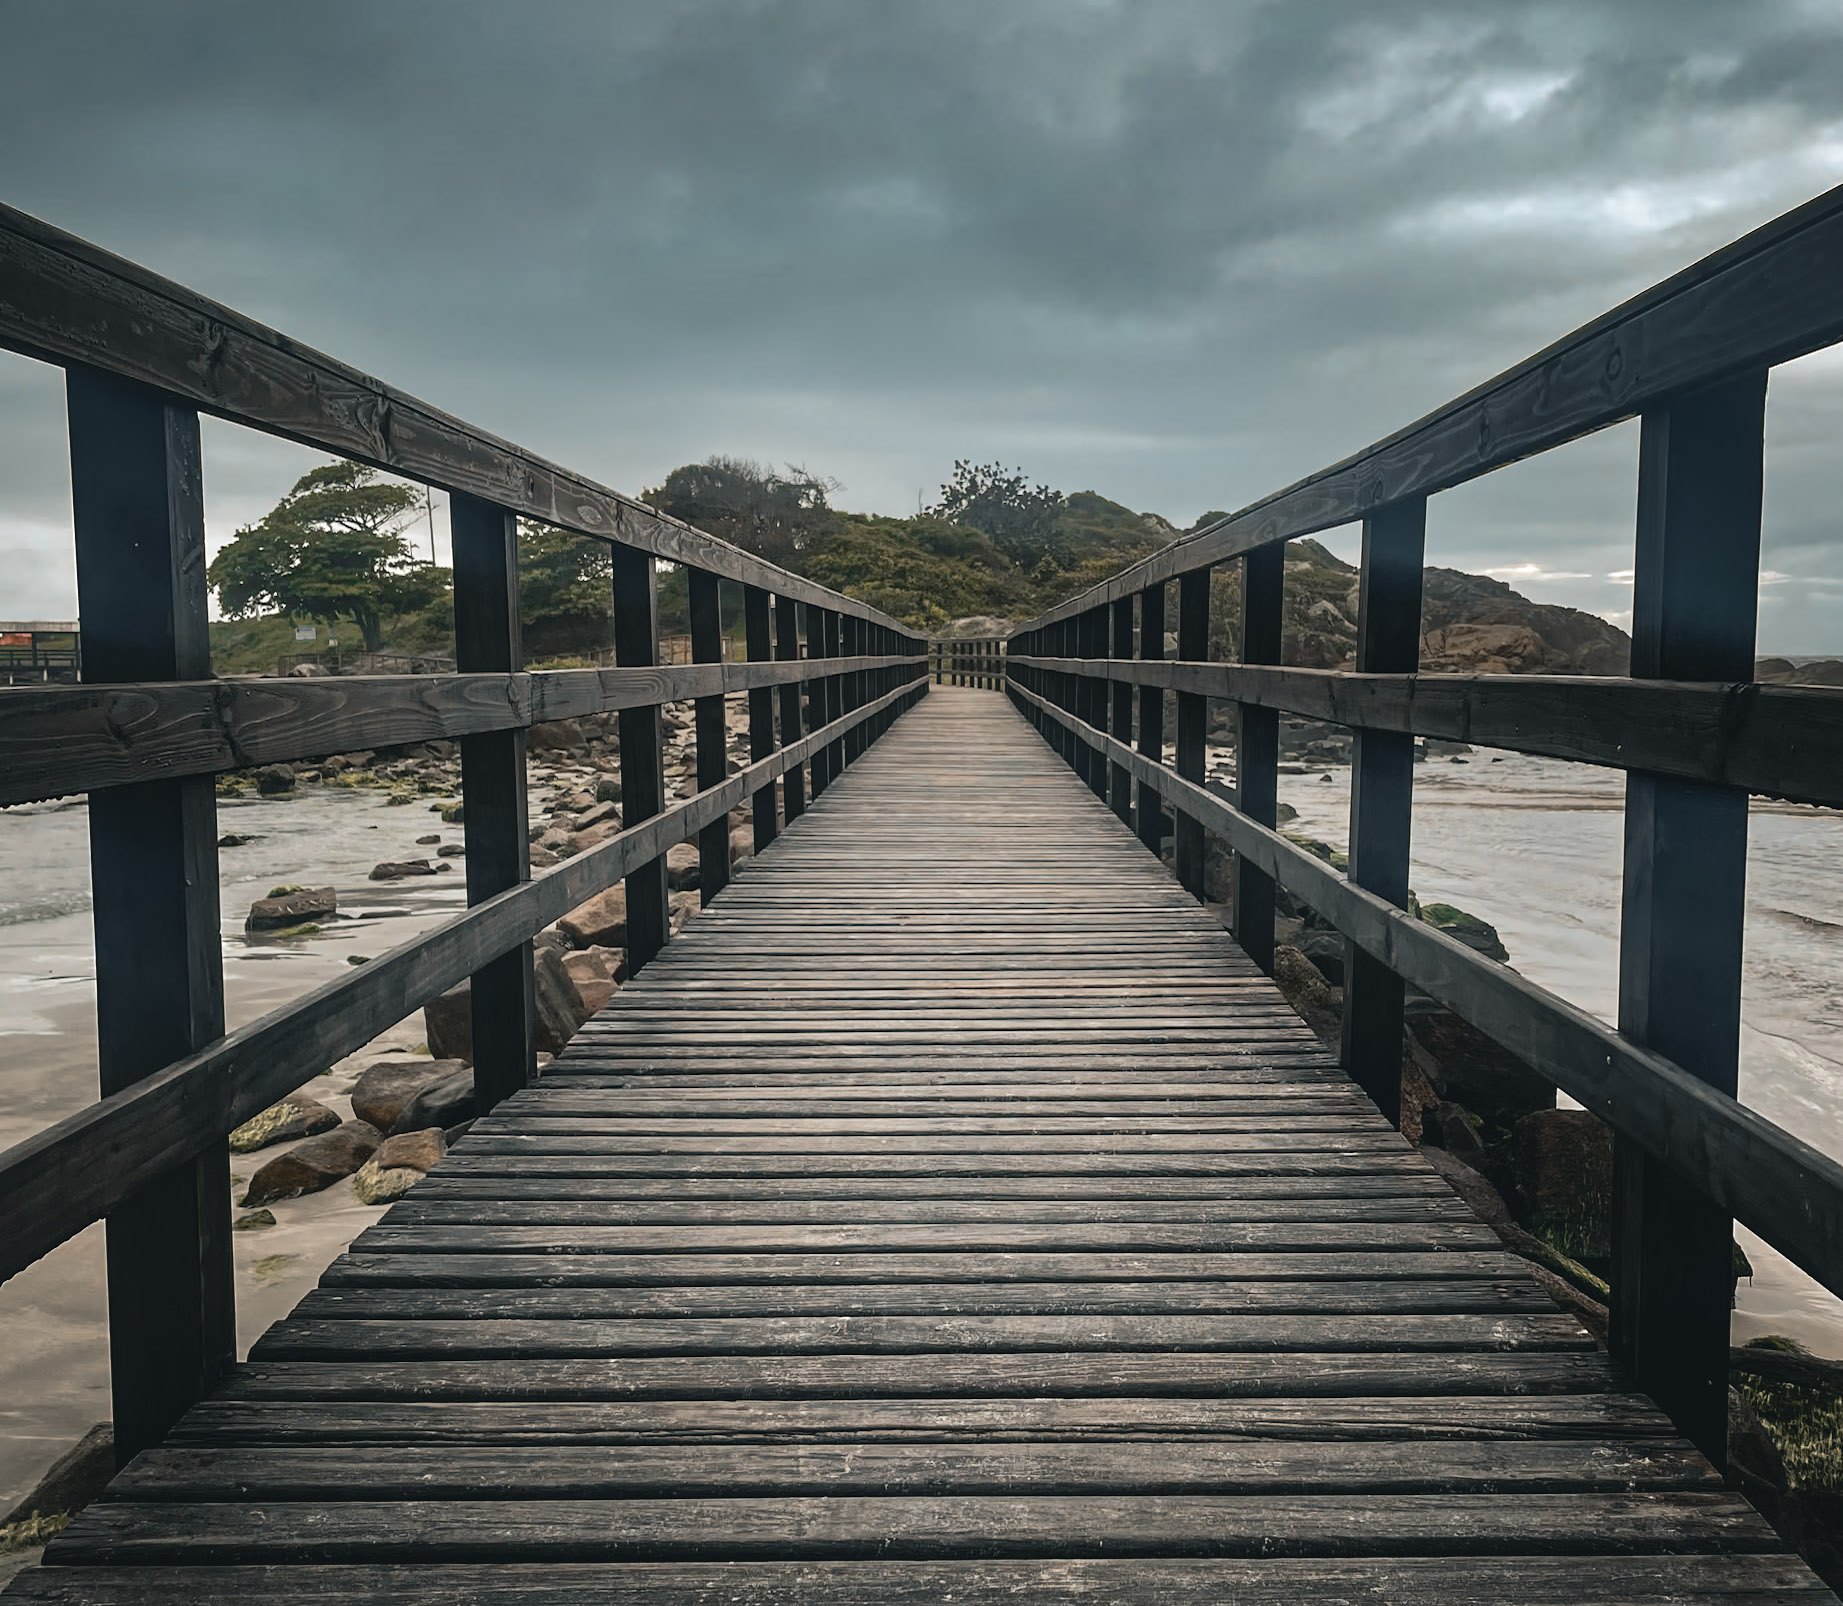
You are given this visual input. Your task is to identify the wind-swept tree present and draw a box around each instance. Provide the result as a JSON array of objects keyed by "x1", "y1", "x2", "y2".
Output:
[
  {"x1": 645, "y1": 456, "x2": 839, "y2": 569},
  {"x1": 929, "y1": 461, "x2": 1065, "y2": 569},
  {"x1": 208, "y1": 463, "x2": 442, "y2": 652}
]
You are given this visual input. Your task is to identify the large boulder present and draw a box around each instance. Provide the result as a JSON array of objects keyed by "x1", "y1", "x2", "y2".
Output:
[
  {"x1": 245, "y1": 887, "x2": 336, "y2": 932},
  {"x1": 369, "y1": 859, "x2": 437, "y2": 881},
  {"x1": 350, "y1": 1057, "x2": 468, "y2": 1132},
  {"x1": 0, "y1": 1422, "x2": 113, "y2": 1527},
  {"x1": 563, "y1": 948, "x2": 617, "y2": 1013},
  {"x1": 253, "y1": 764, "x2": 295, "y2": 795},
  {"x1": 424, "y1": 984, "x2": 473, "y2": 1062},
  {"x1": 527, "y1": 719, "x2": 586, "y2": 753},
  {"x1": 375, "y1": 1128, "x2": 445, "y2": 1172},
  {"x1": 241, "y1": 1120, "x2": 382, "y2": 1206},
  {"x1": 396, "y1": 1067, "x2": 475, "y2": 1132},
  {"x1": 1271, "y1": 945, "x2": 1342, "y2": 1045},
  {"x1": 1507, "y1": 1107, "x2": 1613, "y2": 1268},
  {"x1": 228, "y1": 1094, "x2": 341, "y2": 1153},
  {"x1": 559, "y1": 885, "x2": 626, "y2": 949},
  {"x1": 1405, "y1": 1003, "x2": 1554, "y2": 1130},
  {"x1": 423, "y1": 949, "x2": 584, "y2": 1062},
  {"x1": 665, "y1": 841, "x2": 700, "y2": 891}
]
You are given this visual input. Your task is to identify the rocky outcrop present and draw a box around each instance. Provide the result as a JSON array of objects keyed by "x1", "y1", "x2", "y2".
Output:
[{"x1": 240, "y1": 1119, "x2": 382, "y2": 1206}]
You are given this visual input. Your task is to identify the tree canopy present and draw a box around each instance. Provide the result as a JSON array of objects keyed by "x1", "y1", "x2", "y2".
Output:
[
  {"x1": 644, "y1": 456, "x2": 839, "y2": 569},
  {"x1": 928, "y1": 460, "x2": 1066, "y2": 570},
  {"x1": 208, "y1": 462, "x2": 443, "y2": 652}
]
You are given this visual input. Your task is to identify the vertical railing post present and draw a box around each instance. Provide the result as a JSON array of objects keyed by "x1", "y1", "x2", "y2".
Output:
[
  {"x1": 611, "y1": 545, "x2": 670, "y2": 972},
  {"x1": 1109, "y1": 598, "x2": 1134, "y2": 824},
  {"x1": 777, "y1": 595, "x2": 807, "y2": 821},
  {"x1": 68, "y1": 366, "x2": 233, "y2": 1462},
  {"x1": 843, "y1": 615, "x2": 864, "y2": 763},
  {"x1": 1136, "y1": 584, "x2": 1166, "y2": 854},
  {"x1": 1234, "y1": 542, "x2": 1285, "y2": 976},
  {"x1": 1340, "y1": 498, "x2": 1426, "y2": 1127},
  {"x1": 1611, "y1": 371, "x2": 1768, "y2": 1469},
  {"x1": 1081, "y1": 610, "x2": 1109, "y2": 800},
  {"x1": 1173, "y1": 568, "x2": 1211, "y2": 898},
  {"x1": 744, "y1": 585, "x2": 778, "y2": 850},
  {"x1": 688, "y1": 568, "x2": 730, "y2": 904},
  {"x1": 451, "y1": 493, "x2": 537, "y2": 1111},
  {"x1": 823, "y1": 610, "x2": 845, "y2": 779}
]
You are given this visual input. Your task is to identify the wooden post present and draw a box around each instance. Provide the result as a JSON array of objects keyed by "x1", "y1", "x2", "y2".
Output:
[
  {"x1": 450, "y1": 492, "x2": 537, "y2": 1112},
  {"x1": 744, "y1": 585, "x2": 778, "y2": 850},
  {"x1": 688, "y1": 568, "x2": 729, "y2": 905},
  {"x1": 1136, "y1": 584, "x2": 1166, "y2": 853},
  {"x1": 843, "y1": 615, "x2": 864, "y2": 763},
  {"x1": 823, "y1": 609, "x2": 845, "y2": 780},
  {"x1": 1173, "y1": 568, "x2": 1211, "y2": 898},
  {"x1": 1109, "y1": 597, "x2": 1134, "y2": 824},
  {"x1": 777, "y1": 596, "x2": 807, "y2": 820},
  {"x1": 1611, "y1": 371, "x2": 1768, "y2": 1469},
  {"x1": 68, "y1": 365, "x2": 233, "y2": 1463},
  {"x1": 807, "y1": 607, "x2": 831, "y2": 797},
  {"x1": 1340, "y1": 498, "x2": 1426, "y2": 1127},
  {"x1": 611, "y1": 545, "x2": 670, "y2": 972},
  {"x1": 1082, "y1": 610, "x2": 1109, "y2": 800},
  {"x1": 1234, "y1": 542, "x2": 1285, "y2": 975}
]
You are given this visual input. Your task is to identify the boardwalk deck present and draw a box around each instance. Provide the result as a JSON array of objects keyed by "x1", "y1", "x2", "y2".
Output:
[{"x1": 8, "y1": 690, "x2": 1831, "y2": 1602}]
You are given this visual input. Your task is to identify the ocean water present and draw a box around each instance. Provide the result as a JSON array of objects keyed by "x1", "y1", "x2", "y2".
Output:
[{"x1": 1251, "y1": 744, "x2": 1843, "y2": 1355}]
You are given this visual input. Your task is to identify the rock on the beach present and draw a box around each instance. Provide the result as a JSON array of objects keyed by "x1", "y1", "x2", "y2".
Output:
[
  {"x1": 1, "y1": 1422, "x2": 113, "y2": 1527},
  {"x1": 244, "y1": 887, "x2": 336, "y2": 932},
  {"x1": 228, "y1": 1094, "x2": 341, "y2": 1153},
  {"x1": 233, "y1": 1208, "x2": 276, "y2": 1231},
  {"x1": 1271, "y1": 944, "x2": 1342, "y2": 1045},
  {"x1": 527, "y1": 719, "x2": 586, "y2": 752},
  {"x1": 665, "y1": 841, "x2": 700, "y2": 890},
  {"x1": 375, "y1": 1127, "x2": 445, "y2": 1172},
  {"x1": 350, "y1": 1161, "x2": 422, "y2": 1204},
  {"x1": 369, "y1": 859, "x2": 437, "y2": 880},
  {"x1": 396, "y1": 1067, "x2": 476, "y2": 1132},
  {"x1": 424, "y1": 984, "x2": 472, "y2": 1062},
  {"x1": 1405, "y1": 1004, "x2": 1554, "y2": 1128},
  {"x1": 1507, "y1": 1107, "x2": 1613, "y2": 1265},
  {"x1": 350, "y1": 1058, "x2": 468, "y2": 1132},
  {"x1": 559, "y1": 884, "x2": 626, "y2": 949},
  {"x1": 564, "y1": 948, "x2": 617, "y2": 1013},
  {"x1": 254, "y1": 764, "x2": 295, "y2": 795},
  {"x1": 535, "y1": 944, "x2": 590, "y2": 1050},
  {"x1": 240, "y1": 1119, "x2": 382, "y2": 1206}
]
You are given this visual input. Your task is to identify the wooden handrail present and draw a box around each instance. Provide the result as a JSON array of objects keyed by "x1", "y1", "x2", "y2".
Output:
[
  {"x1": 1005, "y1": 657, "x2": 1843, "y2": 808},
  {"x1": 1004, "y1": 182, "x2": 1843, "y2": 1469},
  {"x1": 0, "y1": 203, "x2": 903, "y2": 631}
]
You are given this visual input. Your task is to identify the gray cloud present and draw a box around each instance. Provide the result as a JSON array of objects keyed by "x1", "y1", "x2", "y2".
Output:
[{"x1": 2, "y1": 0, "x2": 1841, "y2": 643}]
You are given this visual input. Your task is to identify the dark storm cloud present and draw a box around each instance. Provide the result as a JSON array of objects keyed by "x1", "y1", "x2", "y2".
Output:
[{"x1": 2, "y1": 0, "x2": 1842, "y2": 642}]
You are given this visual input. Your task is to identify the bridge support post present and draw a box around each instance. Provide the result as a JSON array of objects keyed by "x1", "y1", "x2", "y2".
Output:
[
  {"x1": 808, "y1": 608, "x2": 832, "y2": 796},
  {"x1": 1136, "y1": 583, "x2": 1166, "y2": 853},
  {"x1": 745, "y1": 585, "x2": 779, "y2": 850},
  {"x1": 823, "y1": 609, "x2": 845, "y2": 780},
  {"x1": 451, "y1": 492, "x2": 538, "y2": 1113},
  {"x1": 1173, "y1": 568, "x2": 1211, "y2": 898},
  {"x1": 1082, "y1": 607, "x2": 1109, "y2": 801},
  {"x1": 1234, "y1": 542, "x2": 1285, "y2": 976},
  {"x1": 689, "y1": 568, "x2": 730, "y2": 904},
  {"x1": 68, "y1": 366, "x2": 234, "y2": 1463},
  {"x1": 1109, "y1": 597, "x2": 1135, "y2": 824},
  {"x1": 612, "y1": 545, "x2": 671, "y2": 973},
  {"x1": 1341, "y1": 497, "x2": 1425, "y2": 1127},
  {"x1": 1612, "y1": 371, "x2": 1768, "y2": 1470}
]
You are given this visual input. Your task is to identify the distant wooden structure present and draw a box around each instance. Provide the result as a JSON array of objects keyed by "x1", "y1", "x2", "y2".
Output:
[
  {"x1": 0, "y1": 620, "x2": 79, "y2": 684},
  {"x1": 1, "y1": 184, "x2": 1843, "y2": 1599}
]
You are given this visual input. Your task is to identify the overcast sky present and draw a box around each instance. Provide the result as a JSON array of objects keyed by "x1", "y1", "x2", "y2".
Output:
[{"x1": 3, "y1": 0, "x2": 1843, "y2": 646}]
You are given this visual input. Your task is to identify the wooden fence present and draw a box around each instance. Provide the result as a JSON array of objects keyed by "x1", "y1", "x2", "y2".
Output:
[
  {"x1": 0, "y1": 202, "x2": 928, "y2": 1463},
  {"x1": 1006, "y1": 181, "x2": 1843, "y2": 1467},
  {"x1": 930, "y1": 636, "x2": 1005, "y2": 687}
]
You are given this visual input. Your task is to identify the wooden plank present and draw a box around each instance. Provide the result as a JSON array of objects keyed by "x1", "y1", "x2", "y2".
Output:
[
  {"x1": 9, "y1": 1555, "x2": 1832, "y2": 1603},
  {"x1": 46, "y1": 1491, "x2": 1778, "y2": 1563},
  {"x1": 105, "y1": 1438, "x2": 1708, "y2": 1500},
  {"x1": 67, "y1": 363, "x2": 234, "y2": 1462}
]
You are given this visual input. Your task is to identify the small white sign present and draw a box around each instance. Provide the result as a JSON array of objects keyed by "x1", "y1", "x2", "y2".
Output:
[{"x1": 294, "y1": 625, "x2": 317, "y2": 642}]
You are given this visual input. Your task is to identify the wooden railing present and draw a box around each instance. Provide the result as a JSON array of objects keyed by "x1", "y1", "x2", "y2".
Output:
[
  {"x1": 0, "y1": 203, "x2": 927, "y2": 1462},
  {"x1": 929, "y1": 636, "x2": 1005, "y2": 687},
  {"x1": 1007, "y1": 181, "x2": 1843, "y2": 1468}
]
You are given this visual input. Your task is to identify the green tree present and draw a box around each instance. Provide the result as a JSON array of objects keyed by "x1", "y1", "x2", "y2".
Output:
[
  {"x1": 929, "y1": 460, "x2": 1065, "y2": 569},
  {"x1": 644, "y1": 456, "x2": 838, "y2": 569},
  {"x1": 208, "y1": 462, "x2": 440, "y2": 651},
  {"x1": 517, "y1": 520, "x2": 613, "y2": 657}
]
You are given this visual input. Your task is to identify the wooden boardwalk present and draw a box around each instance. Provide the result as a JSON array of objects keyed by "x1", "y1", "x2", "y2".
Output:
[{"x1": 11, "y1": 690, "x2": 1828, "y2": 1602}]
